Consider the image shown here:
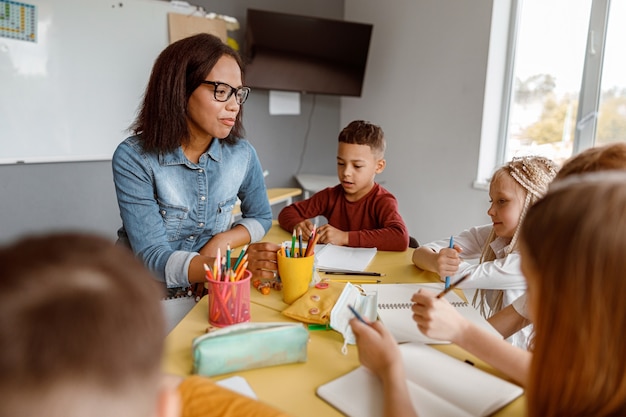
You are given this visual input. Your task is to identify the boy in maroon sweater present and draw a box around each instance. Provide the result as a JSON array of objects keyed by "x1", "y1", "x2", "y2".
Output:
[{"x1": 278, "y1": 120, "x2": 409, "y2": 251}]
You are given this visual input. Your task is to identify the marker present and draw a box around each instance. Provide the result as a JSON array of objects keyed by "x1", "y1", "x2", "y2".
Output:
[
  {"x1": 308, "y1": 323, "x2": 330, "y2": 331},
  {"x1": 326, "y1": 279, "x2": 381, "y2": 284},
  {"x1": 291, "y1": 229, "x2": 297, "y2": 257},
  {"x1": 348, "y1": 304, "x2": 369, "y2": 325},
  {"x1": 322, "y1": 271, "x2": 385, "y2": 277},
  {"x1": 445, "y1": 235, "x2": 454, "y2": 289},
  {"x1": 436, "y1": 274, "x2": 470, "y2": 299}
]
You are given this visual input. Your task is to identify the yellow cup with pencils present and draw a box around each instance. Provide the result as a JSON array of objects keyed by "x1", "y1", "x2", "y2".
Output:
[{"x1": 277, "y1": 250, "x2": 315, "y2": 304}]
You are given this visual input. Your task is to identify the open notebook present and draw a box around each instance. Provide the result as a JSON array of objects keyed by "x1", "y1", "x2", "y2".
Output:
[
  {"x1": 359, "y1": 283, "x2": 501, "y2": 344},
  {"x1": 315, "y1": 244, "x2": 376, "y2": 272},
  {"x1": 317, "y1": 342, "x2": 523, "y2": 417},
  {"x1": 282, "y1": 241, "x2": 377, "y2": 272}
]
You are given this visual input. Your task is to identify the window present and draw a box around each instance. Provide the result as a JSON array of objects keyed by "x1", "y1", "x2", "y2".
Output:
[{"x1": 476, "y1": 0, "x2": 626, "y2": 186}]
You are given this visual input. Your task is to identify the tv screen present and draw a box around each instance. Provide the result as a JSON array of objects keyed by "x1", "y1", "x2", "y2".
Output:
[{"x1": 243, "y1": 9, "x2": 373, "y2": 97}]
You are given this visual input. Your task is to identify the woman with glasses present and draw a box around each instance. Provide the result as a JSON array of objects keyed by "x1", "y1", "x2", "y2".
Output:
[{"x1": 112, "y1": 33, "x2": 278, "y2": 292}]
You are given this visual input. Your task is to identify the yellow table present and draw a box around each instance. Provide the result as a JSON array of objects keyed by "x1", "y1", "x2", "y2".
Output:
[{"x1": 163, "y1": 223, "x2": 526, "y2": 417}]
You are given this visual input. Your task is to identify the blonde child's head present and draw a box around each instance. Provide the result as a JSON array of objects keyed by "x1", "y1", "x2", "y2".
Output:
[
  {"x1": 520, "y1": 172, "x2": 626, "y2": 417},
  {"x1": 484, "y1": 156, "x2": 559, "y2": 258},
  {"x1": 336, "y1": 120, "x2": 386, "y2": 201},
  {"x1": 0, "y1": 233, "x2": 175, "y2": 417}
]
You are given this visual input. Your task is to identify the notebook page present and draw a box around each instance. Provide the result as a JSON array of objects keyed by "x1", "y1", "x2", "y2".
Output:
[
  {"x1": 216, "y1": 376, "x2": 257, "y2": 399},
  {"x1": 400, "y1": 343, "x2": 523, "y2": 416},
  {"x1": 360, "y1": 283, "x2": 501, "y2": 344},
  {"x1": 314, "y1": 244, "x2": 377, "y2": 272},
  {"x1": 317, "y1": 366, "x2": 473, "y2": 417}
]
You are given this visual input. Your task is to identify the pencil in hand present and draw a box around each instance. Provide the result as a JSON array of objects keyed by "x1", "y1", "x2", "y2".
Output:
[
  {"x1": 304, "y1": 229, "x2": 320, "y2": 257},
  {"x1": 436, "y1": 274, "x2": 470, "y2": 299},
  {"x1": 444, "y1": 235, "x2": 454, "y2": 289},
  {"x1": 348, "y1": 304, "x2": 369, "y2": 325}
]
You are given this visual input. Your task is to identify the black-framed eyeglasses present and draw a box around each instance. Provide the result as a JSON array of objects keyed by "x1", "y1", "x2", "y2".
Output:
[{"x1": 200, "y1": 81, "x2": 250, "y2": 105}]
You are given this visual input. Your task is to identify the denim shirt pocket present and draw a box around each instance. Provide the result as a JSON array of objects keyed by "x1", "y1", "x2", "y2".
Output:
[
  {"x1": 157, "y1": 200, "x2": 189, "y2": 241},
  {"x1": 215, "y1": 196, "x2": 238, "y2": 232}
]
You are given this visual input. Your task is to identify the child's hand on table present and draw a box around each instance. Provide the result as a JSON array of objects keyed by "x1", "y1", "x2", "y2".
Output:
[{"x1": 316, "y1": 224, "x2": 348, "y2": 246}]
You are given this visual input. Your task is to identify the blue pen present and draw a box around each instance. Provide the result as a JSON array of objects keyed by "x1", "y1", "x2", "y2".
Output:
[
  {"x1": 348, "y1": 304, "x2": 369, "y2": 325},
  {"x1": 445, "y1": 235, "x2": 454, "y2": 289}
]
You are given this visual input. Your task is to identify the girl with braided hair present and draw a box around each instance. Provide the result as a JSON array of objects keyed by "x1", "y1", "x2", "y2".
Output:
[{"x1": 412, "y1": 156, "x2": 558, "y2": 348}]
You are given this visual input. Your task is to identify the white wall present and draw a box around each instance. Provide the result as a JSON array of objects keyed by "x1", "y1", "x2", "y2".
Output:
[{"x1": 343, "y1": 0, "x2": 494, "y2": 243}]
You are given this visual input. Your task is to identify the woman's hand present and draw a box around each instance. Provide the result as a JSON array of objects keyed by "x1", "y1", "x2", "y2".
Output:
[{"x1": 246, "y1": 242, "x2": 280, "y2": 280}]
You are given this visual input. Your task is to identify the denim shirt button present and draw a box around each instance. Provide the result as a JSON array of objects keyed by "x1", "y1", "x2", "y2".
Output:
[
  {"x1": 198, "y1": 222, "x2": 204, "y2": 227},
  {"x1": 199, "y1": 169, "x2": 204, "y2": 173},
  {"x1": 200, "y1": 196, "x2": 206, "y2": 201},
  {"x1": 161, "y1": 210, "x2": 166, "y2": 215},
  {"x1": 189, "y1": 235, "x2": 195, "y2": 240}
]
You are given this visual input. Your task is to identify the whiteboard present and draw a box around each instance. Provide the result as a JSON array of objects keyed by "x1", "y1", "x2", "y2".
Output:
[{"x1": 0, "y1": 0, "x2": 195, "y2": 164}]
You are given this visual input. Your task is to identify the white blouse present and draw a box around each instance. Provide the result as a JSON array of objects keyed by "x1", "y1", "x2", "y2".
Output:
[{"x1": 423, "y1": 224, "x2": 531, "y2": 348}]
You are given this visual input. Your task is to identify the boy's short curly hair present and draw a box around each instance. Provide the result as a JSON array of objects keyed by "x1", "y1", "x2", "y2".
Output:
[{"x1": 338, "y1": 120, "x2": 386, "y2": 157}]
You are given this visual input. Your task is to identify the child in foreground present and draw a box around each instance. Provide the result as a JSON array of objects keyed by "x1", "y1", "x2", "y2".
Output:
[
  {"x1": 352, "y1": 172, "x2": 626, "y2": 417},
  {"x1": 0, "y1": 233, "x2": 289, "y2": 417},
  {"x1": 412, "y1": 156, "x2": 558, "y2": 348},
  {"x1": 278, "y1": 120, "x2": 410, "y2": 251}
]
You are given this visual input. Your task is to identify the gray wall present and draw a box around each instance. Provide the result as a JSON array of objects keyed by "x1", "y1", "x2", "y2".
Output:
[
  {"x1": 343, "y1": 0, "x2": 493, "y2": 243},
  {"x1": 1, "y1": 0, "x2": 493, "y2": 245}
]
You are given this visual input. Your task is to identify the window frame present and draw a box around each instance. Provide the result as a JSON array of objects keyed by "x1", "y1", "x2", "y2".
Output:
[{"x1": 475, "y1": 0, "x2": 612, "y2": 188}]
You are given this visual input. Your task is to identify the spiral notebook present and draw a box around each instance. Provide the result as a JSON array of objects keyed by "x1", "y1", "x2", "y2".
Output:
[{"x1": 359, "y1": 283, "x2": 501, "y2": 344}]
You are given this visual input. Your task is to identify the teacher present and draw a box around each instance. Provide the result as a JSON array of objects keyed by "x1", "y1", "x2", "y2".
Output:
[{"x1": 112, "y1": 33, "x2": 279, "y2": 292}]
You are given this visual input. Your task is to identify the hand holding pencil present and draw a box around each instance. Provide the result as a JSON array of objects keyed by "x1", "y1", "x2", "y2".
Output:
[
  {"x1": 411, "y1": 275, "x2": 470, "y2": 343},
  {"x1": 436, "y1": 236, "x2": 462, "y2": 285},
  {"x1": 293, "y1": 220, "x2": 316, "y2": 241}
]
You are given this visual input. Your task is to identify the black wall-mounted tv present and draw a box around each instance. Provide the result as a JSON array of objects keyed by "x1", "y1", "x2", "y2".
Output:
[{"x1": 243, "y1": 9, "x2": 373, "y2": 97}]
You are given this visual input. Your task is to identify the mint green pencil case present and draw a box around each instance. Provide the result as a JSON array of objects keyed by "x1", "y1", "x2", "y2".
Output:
[{"x1": 192, "y1": 322, "x2": 309, "y2": 377}]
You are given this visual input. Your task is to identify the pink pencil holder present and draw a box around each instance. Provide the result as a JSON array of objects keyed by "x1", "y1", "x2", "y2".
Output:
[{"x1": 207, "y1": 270, "x2": 252, "y2": 327}]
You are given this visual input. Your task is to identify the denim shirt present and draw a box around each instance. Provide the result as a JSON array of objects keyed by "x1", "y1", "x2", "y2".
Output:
[{"x1": 112, "y1": 135, "x2": 272, "y2": 288}]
